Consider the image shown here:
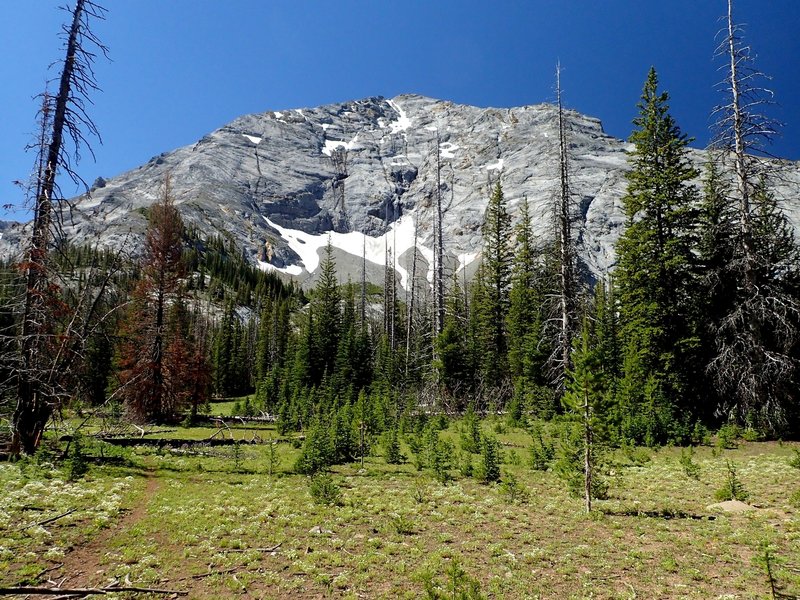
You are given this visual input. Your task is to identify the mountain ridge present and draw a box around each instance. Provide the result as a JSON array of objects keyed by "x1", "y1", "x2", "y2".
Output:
[{"x1": 1, "y1": 94, "x2": 798, "y2": 288}]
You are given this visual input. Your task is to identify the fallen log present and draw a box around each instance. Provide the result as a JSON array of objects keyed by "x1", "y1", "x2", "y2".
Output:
[{"x1": 96, "y1": 437, "x2": 261, "y2": 448}]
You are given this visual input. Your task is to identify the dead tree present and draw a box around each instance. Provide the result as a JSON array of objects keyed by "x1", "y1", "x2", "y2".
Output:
[
  {"x1": 405, "y1": 217, "x2": 419, "y2": 378},
  {"x1": 9, "y1": 0, "x2": 109, "y2": 456},
  {"x1": 434, "y1": 133, "x2": 445, "y2": 338},
  {"x1": 713, "y1": 0, "x2": 779, "y2": 289},
  {"x1": 360, "y1": 236, "x2": 367, "y2": 329},
  {"x1": 708, "y1": 0, "x2": 800, "y2": 433},
  {"x1": 548, "y1": 63, "x2": 578, "y2": 394}
]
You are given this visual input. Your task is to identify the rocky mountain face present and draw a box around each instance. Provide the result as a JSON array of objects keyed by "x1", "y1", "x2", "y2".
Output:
[{"x1": 2, "y1": 94, "x2": 798, "y2": 288}]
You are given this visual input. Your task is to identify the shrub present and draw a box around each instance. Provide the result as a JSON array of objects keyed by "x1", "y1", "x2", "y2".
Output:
[
  {"x1": 788, "y1": 448, "x2": 800, "y2": 470},
  {"x1": 231, "y1": 441, "x2": 243, "y2": 472},
  {"x1": 295, "y1": 419, "x2": 333, "y2": 475},
  {"x1": 456, "y1": 450, "x2": 474, "y2": 478},
  {"x1": 309, "y1": 473, "x2": 342, "y2": 506},
  {"x1": 716, "y1": 424, "x2": 741, "y2": 450},
  {"x1": 424, "y1": 423, "x2": 452, "y2": 483},
  {"x1": 64, "y1": 435, "x2": 88, "y2": 482},
  {"x1": 506, "y1": 391, "x2": 525, "y2": 427},
  {"x1": 691, "y1": 422, "x2": 711, "y2": 446},
  {"x1": 267, "y1": 439, "x2": 278, "y2": 477},
  {"x1": 500, "y1": 471, "x2": 527, "y2": 504},
  {"x1": 621, "y1": 442, "x2": 652, "y2": 466},
  {"x1": 420, "y1": 556, "x2": 485, "y2": 600},
  {"x1": 389, "y1": 513, "x2": 414, "y2": 535}
]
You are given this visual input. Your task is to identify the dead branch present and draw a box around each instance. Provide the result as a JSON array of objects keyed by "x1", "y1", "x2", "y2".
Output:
[
  {"x1": 0, "y1": 584, "x2": 187, "y2": 596},
  {"x1": 20, "y1": 508, "x2": 77, "y2": 530},
  {"x1": 222, "y1": 543, "x2": 281, "y2": 553}
]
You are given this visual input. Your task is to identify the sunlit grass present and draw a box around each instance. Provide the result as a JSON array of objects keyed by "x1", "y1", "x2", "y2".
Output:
[{"x1": 0, "y1": 422, "x2": 798, "y2": 598}]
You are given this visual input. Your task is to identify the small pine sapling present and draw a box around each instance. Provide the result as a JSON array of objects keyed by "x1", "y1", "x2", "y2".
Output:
[
  {"x1": 478, "y1": 434, "x2": 501, "y2": 483},
  {"x1": 460, "y1": 406, "x2": 482, "y2": 454},
  {"x1": 715, "y1": 460, "x2": 749, "y2": 502},
  {"x1": 529, "y1": 422, "x2": 555, "y2": 471},
  {"x1": 383, "y1": 424, "x2": 404, "y2": 465},
  {"x1": 679, "y1": 446, "x2": 701, "y2": 480}
]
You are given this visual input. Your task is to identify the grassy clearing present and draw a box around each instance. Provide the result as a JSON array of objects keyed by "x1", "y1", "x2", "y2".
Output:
[{"x1": 1, "y1": 421, "x2": 799, "y2": 599}]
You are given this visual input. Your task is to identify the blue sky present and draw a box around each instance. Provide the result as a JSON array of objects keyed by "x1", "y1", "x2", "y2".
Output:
[{"x1": 2, "y1": 1, "x2": 799, "y2": 219}]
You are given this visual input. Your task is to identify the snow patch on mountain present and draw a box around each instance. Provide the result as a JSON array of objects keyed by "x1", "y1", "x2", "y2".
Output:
[
  {"x1": 485, "y1": 158, "x2": 504, "y2": 171},
  {"x1": 263, "y1": 213, "x2": 436, "y2": 291},
  {"x1": 386, "y1": 98, "x2": 412, "y2": 134},
  {"x1": 322, "y1": 134, "x2": 361, "y2": 157},
  {"x1": 440, "y1": 142, "x2": 459, "y2": 159}
]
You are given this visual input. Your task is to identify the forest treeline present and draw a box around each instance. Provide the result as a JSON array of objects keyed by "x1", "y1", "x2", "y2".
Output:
[{"x1": 1, "y1": 0, "x2": 798, "y2": 459}]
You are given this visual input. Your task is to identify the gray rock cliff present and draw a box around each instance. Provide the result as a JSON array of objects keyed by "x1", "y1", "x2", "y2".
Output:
[{"x1": 2, "y1": 94, "x2": 798, "y2": 288}]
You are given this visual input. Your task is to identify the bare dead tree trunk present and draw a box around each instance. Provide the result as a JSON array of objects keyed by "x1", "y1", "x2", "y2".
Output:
[
  {"x1": 434, "y1": 133, "x2": 445, "y2": 337},
  {"x1": 583, "y1": 384, "x2": 593, "y2": 514},
  {"x1": 405, "y1": 217, "x2": 419, "y2": 377},
  {"x1": 548, "y1": 63, "x2": 577, "y2": 395},
  {"x1": 360, "y1": 236, "x2": 367, "y2": 329},
  {"x1": 708, "y1": 0, "x2": 798, "y2": 434},
  {"x1": 11, "y1": 0, "x2": 108, "y2": 456},
  {"x1": 557, "y1": 65, "x2": 574, "y2": 372},
  {"x1": 725, "y1": 0, "x2": 754, "y2": 290},
  {"x1": 391, "y1": 226, "x2": 397, "y2": 351}
]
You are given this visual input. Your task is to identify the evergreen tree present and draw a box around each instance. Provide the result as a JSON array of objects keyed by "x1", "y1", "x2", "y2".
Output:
[
  {"x1": 435, "y1": 273, "x2": 473, "y2": 399},
  {"x1": 254, "y1": 296, "x2": 274, "y2": 382},
  {"x1": 507, "y1": 196, "x2": 549, "y2": 404},
  {"x1": 592, "y1": 279, "x2": 621, "y2": 415},
  {"x1": 709, "y1": 174, "x2": 800, "y2": 432},
  {"x1": 475, "y1": 181, "x2": 513, "y2": 390},
  {"x1": 563, "y1": 314, "x2": 606, "y2": 512},
  {"x1": 212, "y1": 301, "x2": 237, "y2": 397},
  {"x1": 614, "y1": 68, "x2": 700, "y2": 444},
  {"x1": 312, "y1": 240, "x2": 341, "y2": 384}
]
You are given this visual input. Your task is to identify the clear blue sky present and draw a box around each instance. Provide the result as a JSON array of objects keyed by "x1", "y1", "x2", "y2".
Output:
[{"x1": 2, "y1": 1, "x2": 799, "y2": 219}]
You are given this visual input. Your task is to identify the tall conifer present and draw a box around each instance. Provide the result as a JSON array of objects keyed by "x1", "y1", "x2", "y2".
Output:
[{"x1": 614, "y1": 68, "x2": 700, "y2": 444}]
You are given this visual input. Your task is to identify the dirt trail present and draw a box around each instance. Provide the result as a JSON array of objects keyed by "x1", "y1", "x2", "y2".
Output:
[{"x1": 49, "y1": 472, "x2": 161, "y2": 588}]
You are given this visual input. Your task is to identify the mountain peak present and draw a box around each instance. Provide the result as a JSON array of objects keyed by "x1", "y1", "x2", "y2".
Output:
[{"x1": 3, "y1": 94, "x2": 795, "y2": 289}]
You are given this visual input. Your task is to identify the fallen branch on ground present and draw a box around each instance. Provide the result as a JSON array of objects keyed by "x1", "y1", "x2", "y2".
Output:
[
  {"x1": 222, "y1": 543, "x2": 281, "y2": 553},
  {"x1": 0, "y1": 585, "x2": 188, "y2": 596},
  {"x1": 19, "y1": 509, "x2": 77, "y2": 531}
]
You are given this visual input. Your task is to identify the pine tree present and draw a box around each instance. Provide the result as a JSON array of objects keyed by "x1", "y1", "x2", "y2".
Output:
[
  {"x1": 212, "y1": 301, "x2": 237, "y2": 397},
  {"x1": 614, "y1": 68, "x2": 700, "y2": 444},
  {"x1": 475, "y1": 181, "x2": 513, "y2": 390},
  {"x1": 254, "y1": 295, "x2": 274, "y2": 382},
  {"x1": 118, "y1": 184, "x2": 190, "y2": 423},
  {"x1": 706, "y1": 0, "x2": 800, "y2": 434},
  {"x1": 563, "y1": 314, "x2": 606, "y2": 512},
  {"x1": 507, "y1": 196, "x2": 548, "y2": 403},
  {"x1": 312, "y1": 240, "x2": 341, "y2": 384},
  {"x1": 696, "y1": 160, "x2": 737, "y2": 423},
  {"x1": 435, "y1": 273, "x2": 472, "y2": 399},
  {"x1": 592, "y1": 279, "x2": 621, "y2": 414}
]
